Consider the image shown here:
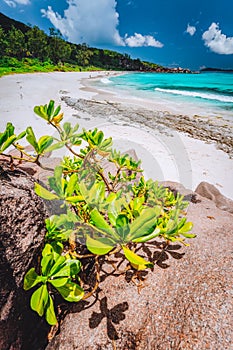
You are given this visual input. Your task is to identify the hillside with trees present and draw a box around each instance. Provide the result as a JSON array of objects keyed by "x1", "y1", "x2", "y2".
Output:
[{"x1": 0, "y1": 12, "x2": 164, "y2": 76}]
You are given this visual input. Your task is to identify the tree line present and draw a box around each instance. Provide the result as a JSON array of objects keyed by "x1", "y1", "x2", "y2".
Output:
[{"x1": 0, "y1": 21, "x2": 161, "y2": 71}]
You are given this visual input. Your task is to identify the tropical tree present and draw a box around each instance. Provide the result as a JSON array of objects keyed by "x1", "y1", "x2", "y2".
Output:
[
  {"x1": 26, "y1": 26, "x2": 48, "y2": 60},
  {"x1": 5, "y1": 26, "x2": 26, "y2": 59},
  {"x1": 48, "y1": 28, "x2": 71, "y2": 64},
  {"x1": 0, "y1": 25, "x2": 7, "y2": 58},
  {"x1": 75, "y1": 44, "x2": 93, "y2": 66}
]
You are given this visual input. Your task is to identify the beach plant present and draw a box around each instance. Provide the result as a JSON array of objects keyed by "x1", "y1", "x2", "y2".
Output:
[
  {"x1": 0, "y1": 122, "x2": 26, "y2": 155},
  {"x1": 0, "y1": 100, "x2": 195, "y2": 326},
  {"x1": 24, "y1": 243, "x2": 84, "y2": 325}
]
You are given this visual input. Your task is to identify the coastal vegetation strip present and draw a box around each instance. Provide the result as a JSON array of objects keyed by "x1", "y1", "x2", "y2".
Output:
[{"x1": 0, "y1": 12, "x2": 191, "y2": 77}]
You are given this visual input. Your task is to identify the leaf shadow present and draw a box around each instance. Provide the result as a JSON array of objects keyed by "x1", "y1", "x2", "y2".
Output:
[
  {"x1": 141, "y1": 241, "x2": 185, "y2": 269},
  {"x1": 89, "y1": 296, "x2": 129, "y2": 340}
]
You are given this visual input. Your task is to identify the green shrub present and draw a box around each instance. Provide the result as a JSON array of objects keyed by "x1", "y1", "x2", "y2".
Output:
[{"x1": 0, "y1": 100, "x2": 195, "y2": 325}]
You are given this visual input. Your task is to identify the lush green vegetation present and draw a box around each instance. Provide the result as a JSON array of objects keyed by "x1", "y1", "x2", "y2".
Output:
[
  {"x1": 0, "y1": 56, "x2": 100, "y2": 77},
  {"x1": 0, "y1": 100, "x2": 195, "y2": 325},
  {"x1": 0, "y1": 12, "x2": 163, "y2": 77}
]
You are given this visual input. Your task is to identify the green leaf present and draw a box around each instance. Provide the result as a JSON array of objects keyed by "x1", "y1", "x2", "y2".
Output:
[
  {"x1": 91, "y1": 182, "x2": 105, "y2": 204},
  {"x1": 6, "y1": 122, "x2": 14, "y2": 136},
  {"x1": 47, "y1": 100, "x2": 55, "y2": 118},
  {"x1": 86, "y1": 235, "x2": 115, "y2": 255},
  {"x1": 94, "y1": 131, "x2": 104, "y2": 145},
  {"x1": 34, "y1": 105, "x2": 49, "y2": 121},
  {"x1": 73, "y1": 123, "x2": 79, "y2": 133},
  {"x1": 179, "y1": 221, "x2": 193, "y2": 233},
  {"x1": 34, "y1": 182, "x2": 59, "y2": 200},
  {"x1": 16, "y1": 130, "x2": 26, "y2": 141},
  {"x1": 65, "y1": 174, "x2": 78, "y2": 197},
  {"x1": 42, "y1": 242, "x2": 63, "y2": 258},
  {"x1": 115, "y1": 214, "x2": 130, "y2": 241},
  {"x1": 181, "y1": 232, "x2": 196, "y2": 238},
  {"x1": 55, "y1": 281, "x2": 84, "y2": 302},
  {"x1": 0, "y1": 130, "x2": 8, "y2": 146},
  {"x1": 100, "y1": 137, "x2": 112, "y2": 150},
  {"x1": 107, "y1": 196, "x2": 125, "y2": 226},
  {"x1": 122, "y1": 246, "x2": 153, "y2": 271},
  {"x1": 53, "y1": 105, "x2": 61, "y2": 117},
  {"x1": 116, "y1": 214, "x2": 129, "y2": 228},
  {"x1": 30, "y1": 284, "x2": 49, "y2": 317},
  {"x1": 45, "y1": 294, "x2": 57, "y2": 325},
  {"x1": 63, "y1": 122, "x2": 72, "y2": 137},
  {"x1": 1, "y1": 134, "x2": 17, "y2": 152},
  {"x1": 70, "y1": 136, "x2": 82, "y2": 146},
  {"x1": 54, "y1": 166, "x2": 63, "y2": 195},
  {"x1": 37, "y1": 135, "x2": 54, "y2": 154},
  {"x1": 128, "y1": 207, "x2": 160, "y2": 241},
  {"x1": 26, "y1": 127, "x2": 39, "y2": 153},
  {"x1": 41, "y1": 255, "x2": 54, "y2": 276},
  {"x1": 41, "y1": 243, "x2": 63, "y2": 276},
  {"x1": 49, "y1": 277, "x2": 69, "y2": 288},
  {"x1": 45, "y1": 141, "x2": 65, "y2": 153},
  {"x1": 132, "y1": 227, "x2": 160, "y2": 243},
  {"x1": 51, "y1": 259, "x2": 82, "y2": 278},
  {"x1": 23, "y1": 268, "x2": 43, "y2": 290},
  {"x1": 90, "y1": 208, "x2": 118, "y2": 239},
  {"x1": 79, "y1": 181, "x2": 105, "y2": 206},
  {"x1": 65, "y1": 195, "x2": 84, "y2": 203}
]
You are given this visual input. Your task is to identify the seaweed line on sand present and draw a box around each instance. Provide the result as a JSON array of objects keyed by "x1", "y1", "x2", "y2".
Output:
[{"x1": 61, "y1": 96, "x2": 233, "y2": 158}]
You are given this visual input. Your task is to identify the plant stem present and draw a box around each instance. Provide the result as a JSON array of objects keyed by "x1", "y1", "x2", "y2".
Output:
[{"x1": 82, "y1": 256, "x2": 100, "y2": 300}]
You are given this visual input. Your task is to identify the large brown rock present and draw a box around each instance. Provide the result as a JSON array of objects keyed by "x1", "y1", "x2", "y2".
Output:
[
  {"x1": 0, "y1": 164, "x2": 49, "y2": 350},
  {"x1": 195, "y1": 181, "x2": 233, "y2": 214},
  {"x1": 46, "y1": 184, "x2": 233, "y2": 350}
]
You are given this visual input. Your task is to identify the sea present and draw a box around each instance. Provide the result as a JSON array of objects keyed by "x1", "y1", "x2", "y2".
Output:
[{"x1": 94, "y1": 71, "x2": 233, "y2": 120}]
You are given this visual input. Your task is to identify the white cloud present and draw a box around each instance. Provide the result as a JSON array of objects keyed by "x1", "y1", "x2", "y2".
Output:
[
  {"x1": 41, "y1": 0, "x2": 125, "y2": 46},
  {"x1": 124, "y1": 33, "x2": 163, "y2": 47},
  {"x1": 186, "y1": 24, "x2": 196, "y2": 36},
  {"x1": 41, "y1": 0, "x2": 163, "y2": 48},
  {"x1": 3, "y1": 0, "x2": 16, "y2": 7},
  {"x1": 4, "y1": 0, "x2": 30, "y2": 6},
  {"x1": 202, "y1": 22, "x2": 233, "y2": 54}
]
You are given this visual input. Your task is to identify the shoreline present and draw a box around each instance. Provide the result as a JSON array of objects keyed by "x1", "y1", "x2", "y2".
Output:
[
  {"x1": 77, "y1": 75, "x2": 233, "y2": 157},
  {"x1": 0, "y1": 71, "x2": 232, "y2": 199}
]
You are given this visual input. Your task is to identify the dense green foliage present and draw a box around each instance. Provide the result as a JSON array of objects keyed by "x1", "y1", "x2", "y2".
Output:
[
  {"x1": 0, "y1": 100, "x2": 195, "y2": 325},
  {"x1": 0, "y1": 12, "x2": 162, "y2": 76}
]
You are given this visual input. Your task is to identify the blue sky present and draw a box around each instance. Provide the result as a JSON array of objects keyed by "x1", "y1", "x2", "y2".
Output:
[{"x1": 1, "y1": 0, "x2": 233, "y2": 70}]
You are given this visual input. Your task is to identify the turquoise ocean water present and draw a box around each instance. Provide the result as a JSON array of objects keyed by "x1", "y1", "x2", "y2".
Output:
[{"x1": 95, "y1": 72, "x2": 233, "y2": 119}]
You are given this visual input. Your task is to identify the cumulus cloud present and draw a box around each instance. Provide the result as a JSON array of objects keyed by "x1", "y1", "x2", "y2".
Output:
[
  {"x1": 41, "y1": 0, "x2": 124, "y2": 46},
  {"x1": 4, "y1": 0, "x2": 30, "y2": 5},
  {"x1": 202, "y1": 22, "x2": 233, "y2": 54},
  {"x1": 186, "y1": 24, "x2": 196, "y2": 36},
  {"x1": 124, "y1": 33, "x2": 163, "y2": 47},
  {"x1": 41, "y1": 0, "x2": 163, "y2": 48}
]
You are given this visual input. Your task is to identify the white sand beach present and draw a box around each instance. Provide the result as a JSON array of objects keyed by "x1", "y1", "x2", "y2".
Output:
[{"x1": 0, "y1": 71, "x2": 232, "y2": 199}]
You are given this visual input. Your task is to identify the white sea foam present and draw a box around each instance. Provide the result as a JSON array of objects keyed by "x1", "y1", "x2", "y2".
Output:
[
  {"x1": 155, "y1": 88, "x2": 233, "y2": 103},
  {"x1": 100, "y1": 78, "x2": 112, "y2": 84}
]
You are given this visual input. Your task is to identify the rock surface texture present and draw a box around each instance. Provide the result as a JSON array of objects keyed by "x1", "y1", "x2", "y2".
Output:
[
  {"x1": 46, "y1": 184, "x2": 233, "y2": 350},
  {"x1": 1, "y1": 161, "x2": 232, "y2": 350},
  {"x1": 195, "y1": 181, "x2": 233, "y2": 214},
  {"x1": 0, "y1": 164, "x2": 49, "y2": 350}
]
